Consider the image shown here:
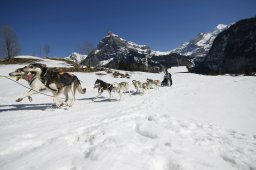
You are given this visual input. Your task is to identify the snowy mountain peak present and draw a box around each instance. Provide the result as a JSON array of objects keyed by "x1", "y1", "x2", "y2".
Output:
[
  {"x1": 171, "y1": 24, "x2": 229, "y2": 58},
  {"x1": 101, "y1": 32, "x2": 175, "y2": 57},
  {"x1": 100, "y1": 32, "x2": 150, "y2": 53},
  {"x1": 215, "y1": 24, "x2": 228, "y2": 30},
  {"x1": 91, "y1": 32, "x2": 152, "y2": 62},
  {"x1": 65, "y1": 52, "x2": 87, "y2": 64},
  {"x1": 108, "y1": 31, "x2": 113, "y2": 35},
  {"x1": 81, "y1": 32, "x2": 167, "y2": 72},
  {"x1": 106, "y1": 31, "x2": 119, "y2": 38}
]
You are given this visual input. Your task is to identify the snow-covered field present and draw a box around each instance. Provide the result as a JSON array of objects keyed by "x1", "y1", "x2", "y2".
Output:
[
  {"x1": 0, "y1": 58, "x2": 256, "y2": 170},
  {"x1": 15, "y1": 55, "x2": 73, "y2": 67}
]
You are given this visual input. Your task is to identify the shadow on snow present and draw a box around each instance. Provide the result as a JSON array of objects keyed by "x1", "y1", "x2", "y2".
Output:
[
  {"x1": 0, "y1": 103, "x2": 55, "y2": 112},
  {"x1": 78, "y1": 96, "x2": 118, "y2": 102}
]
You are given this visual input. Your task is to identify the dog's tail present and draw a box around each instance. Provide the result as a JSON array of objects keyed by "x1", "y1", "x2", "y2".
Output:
[{"x1": 74, "y1": 78, "x2": 86, "y2": 94}]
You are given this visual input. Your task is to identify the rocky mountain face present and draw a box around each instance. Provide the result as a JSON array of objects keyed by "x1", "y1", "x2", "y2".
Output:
[
  {"x1": 190, "y1": 17, "x2": 256, "y2": 74},
  {"x1": 81, "y1": 32, "x2": 188, "y2": 72},
  {"x1": 80, "y1": 32, "x2": 150, "y2": 66},
  {"x1": 171, "y1": 24, "x2": 228, "y2": 59}
]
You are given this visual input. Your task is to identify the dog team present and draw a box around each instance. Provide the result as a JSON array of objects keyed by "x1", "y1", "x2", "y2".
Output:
[{"x1": 9, "y1": 63, "x2": 172, "y2": 107}]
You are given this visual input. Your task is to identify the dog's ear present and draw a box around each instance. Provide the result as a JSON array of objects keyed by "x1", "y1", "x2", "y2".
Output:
[
  {"x1": 36, "y1": 63, "x2": 47, "y2": 68},
  {"x1": 16, "y1": 68, "x2": 23, "y2": 71},
  {"x1": 31, "y1": 63, "x2": 47, "y2": 68}
]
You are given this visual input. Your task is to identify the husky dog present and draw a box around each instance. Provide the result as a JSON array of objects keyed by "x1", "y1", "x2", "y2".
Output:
[
  {"x1": 23, "y1": 63, "x2": 86, "y2": 107},
  {"x1": 9, "y1": 67, "x2": 48, "y2": 102},
  {"x1": 112, "y1": 82, "x2": 130, "y2": 100},
  {"x1": 153, "y1": 80, "x2": 161, "y2": 89},
  {"x1": 141, "y1": 82, "x2": 150, "y2": 94},
  {"x1": 146, "y1": 78, "x2": 154, "y2": 89},
  {"x1": 132, "y1": 80, "x2": 142, "y2": 93},
  {"x1": 93, "y1": 79, "x2": 114, "y2": 99}
]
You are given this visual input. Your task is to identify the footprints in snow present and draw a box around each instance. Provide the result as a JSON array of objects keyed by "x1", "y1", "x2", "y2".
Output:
[
  {"x1": 62, "y1": 114, "x2": 256, "y2": 170},
  {"x1": 134, "y1": 114, "x2": 256, "y2": 169}
]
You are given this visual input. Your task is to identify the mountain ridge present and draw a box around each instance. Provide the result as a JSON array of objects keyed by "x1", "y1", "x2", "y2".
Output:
[
  {"x1": 171, "y1": 24, "x2": 229, "y2": 58},
  {"x1": 80, "y1": 32, "x2": 194, "y2": 72},
  {"x1": 79, "y1": 23, "x2": 229, "y2": 72}
]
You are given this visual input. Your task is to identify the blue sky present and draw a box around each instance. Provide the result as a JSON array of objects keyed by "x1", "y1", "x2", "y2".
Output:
[{"x1": 0, "y1": 0, "x2": 255, "y2": 57}]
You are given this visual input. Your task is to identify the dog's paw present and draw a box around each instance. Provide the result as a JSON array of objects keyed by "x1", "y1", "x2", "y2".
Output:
[
  {"x1": 28, "y1": 96, "x2": 32, "y2": 102},
  {"x1": 58, "y1": 102, "x2": 69, "y2": 108},
  {"x1": 59, "y1": 103, "x2": 64, "y2": 107},
  {"x1": 16, "y1": 98, "x2": 23, "y2": 102},
  {"x1": 51, "y1": 104, "x2": 59, "y2": 109},
  {"x1": 63, "y1": 102, "x2": 70, "y2": 107},
  {"x1": 66, "y1": 102, "x2": 73, "y2": 107}
]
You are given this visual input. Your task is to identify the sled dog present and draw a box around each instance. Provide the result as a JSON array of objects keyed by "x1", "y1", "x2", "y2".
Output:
[
  {"x1": 132, "y1": 80, "x2": 142, "y2": 93},
  {"x1": 153, "y1": 80, "x2": 161, "y2": 89},
  {"x1": 93, "y1": 79, "x2": 114, "y2": 99},
  {"x1": 141, "y1": 82, "x2": 150, "y2": 94},
  {"x1": 9, "y1": 67, "x2": 48, "y2": 102},
  {"x1": 23, "y1": 63, "x2": 86, "y2": 107},
  {"x1": 146, "y1": 78, "x2": 154, "y2": 89},
  {"x1": 112, "y1": 82, "x2": 130, "y2": 100}
]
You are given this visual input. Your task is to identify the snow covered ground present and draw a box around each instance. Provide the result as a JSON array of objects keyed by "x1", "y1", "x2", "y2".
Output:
[
  {"x1": 0, "y1": 59, "x2": 256, "y2": 170},
  {"x1": 15, "y1": 55, "x2": 73, "y2": 67}
]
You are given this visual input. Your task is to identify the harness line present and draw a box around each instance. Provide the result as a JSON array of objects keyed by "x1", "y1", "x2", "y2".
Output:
[{"x1": 0, "y1": 75, "x2": 54, "y2": 97}]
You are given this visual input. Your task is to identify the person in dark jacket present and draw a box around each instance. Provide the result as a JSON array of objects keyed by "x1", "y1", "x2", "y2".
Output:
[{"x1": 163, "y1": 69, "x2": 172, "y2": 86}]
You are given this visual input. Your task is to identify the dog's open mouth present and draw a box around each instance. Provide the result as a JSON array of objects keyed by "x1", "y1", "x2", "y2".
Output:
[{"x1": 25, "y1": 72, "x2": 36, "y2": 81}]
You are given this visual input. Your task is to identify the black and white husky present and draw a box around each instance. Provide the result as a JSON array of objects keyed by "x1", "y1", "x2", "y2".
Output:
[
  {"x1": 22, "y1": 63, "x2": 86, "y2": 107},
  {"x1": 93, "y1": 79, "x2": 114, "y2": 99}
]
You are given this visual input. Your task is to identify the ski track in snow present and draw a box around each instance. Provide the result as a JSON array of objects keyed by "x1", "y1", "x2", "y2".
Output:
[{"x1": 0, "y1": 63, "x2": 256, "y2": 170}]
